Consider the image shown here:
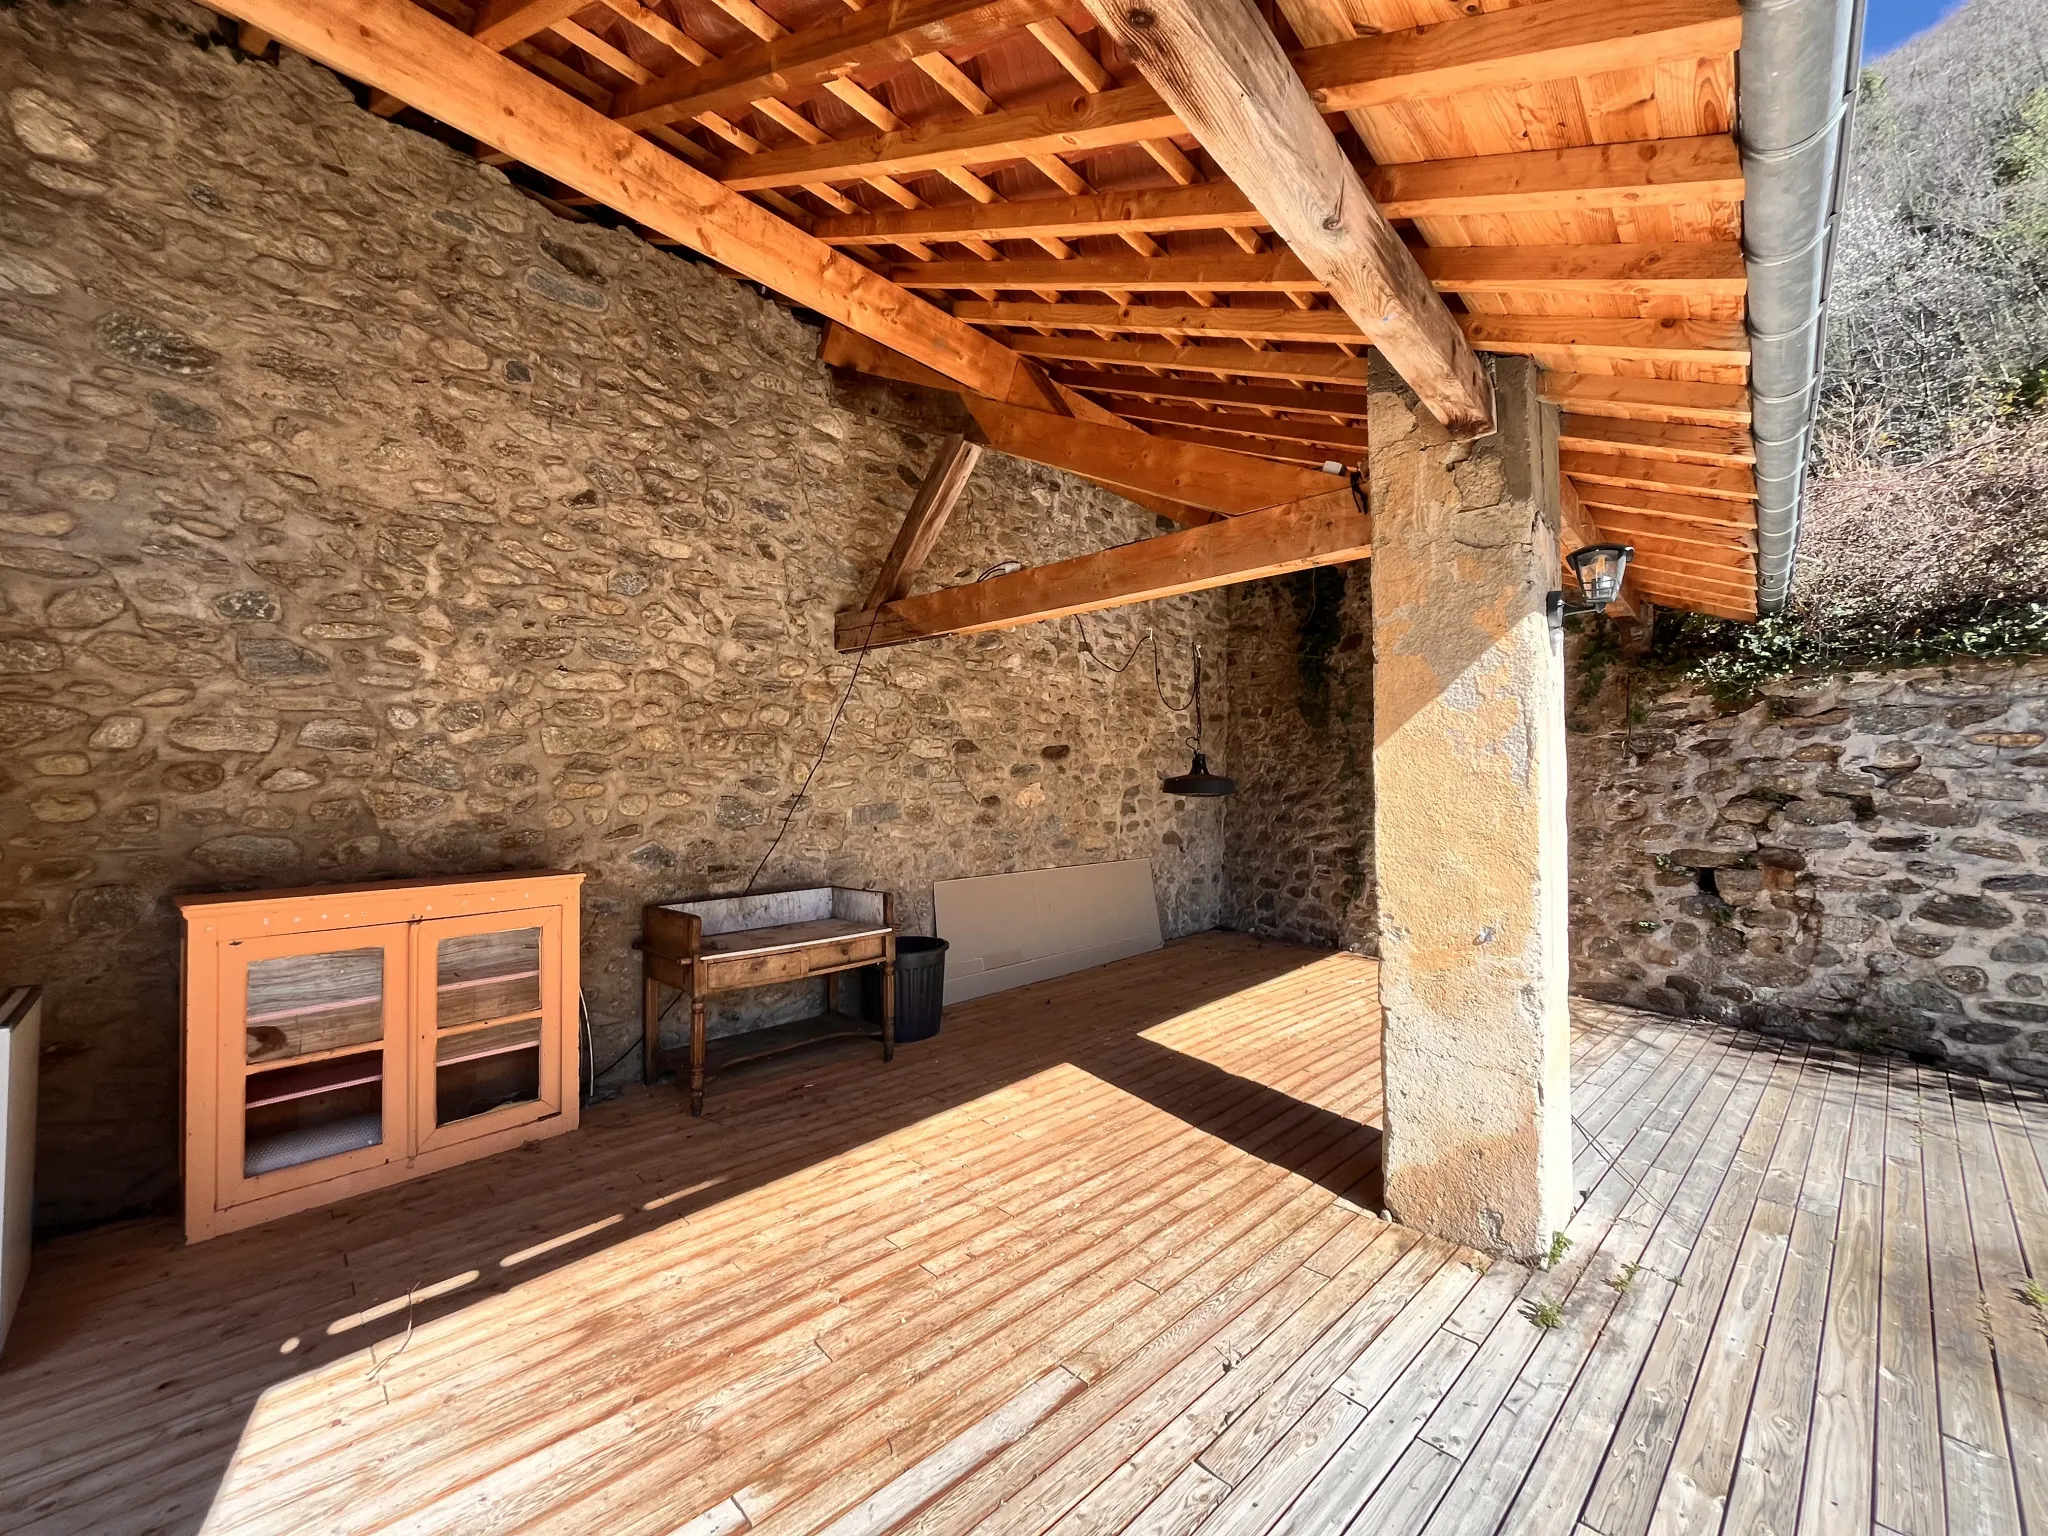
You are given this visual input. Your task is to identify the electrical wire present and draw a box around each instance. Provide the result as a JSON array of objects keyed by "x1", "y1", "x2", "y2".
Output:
[
  {"x1": 743, "y1": 606, "x2": 883, "y2": 896},
  {"x1": 1069, "y1": 618, "x2": 1197, "y2": 713}
]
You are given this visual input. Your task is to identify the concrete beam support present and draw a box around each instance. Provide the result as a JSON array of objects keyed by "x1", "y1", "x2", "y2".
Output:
[{"x1": 1369, "y1": 356, "x2": 1573, "y2": 1259}]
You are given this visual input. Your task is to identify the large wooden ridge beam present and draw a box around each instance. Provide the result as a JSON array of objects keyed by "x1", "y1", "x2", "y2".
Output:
[
  {"x1": 203, "y1": 0, "x2": 1030, "y2": 403},
  {"x1": 837, "y1": 491, "x2": 1371, "y2": 649},
  {"x1": 1098, "y1": 0, "x2": 1494, "y2": 433}
]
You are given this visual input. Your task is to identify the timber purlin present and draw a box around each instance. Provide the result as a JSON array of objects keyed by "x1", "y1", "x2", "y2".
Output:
[{"x1": 195, "y1": 0, "x2": 1766, "y2": 620}]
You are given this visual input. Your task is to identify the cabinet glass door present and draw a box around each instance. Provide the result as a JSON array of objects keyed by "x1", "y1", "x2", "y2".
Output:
[
  {"x1": 222, "y1": 928, "x2": 408, "y2": 1200},
  {"x1": 415, "y1": 908, "x2": 563, "y2": 1151}
]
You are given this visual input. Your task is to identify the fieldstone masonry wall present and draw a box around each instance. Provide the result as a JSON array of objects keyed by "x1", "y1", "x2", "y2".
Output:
[
  {"x1": 0, "y1": 0, "x2": 1227, "y2": 1227},
  {"x1": 1220, "y1": 570, "x2": 1377, "y2": 953},
  {"x1": 1568, "y1": 654, "x2": 2048, "y2": 1083}
]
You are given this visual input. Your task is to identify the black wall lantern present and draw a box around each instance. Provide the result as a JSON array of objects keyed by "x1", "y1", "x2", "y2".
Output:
[
  {"x1": 1557, "y1": 542, "x2": 1634, "y2": 616},
  {"x1": 1161, "y1": 644, "x2": 1235, "y2": 797}
]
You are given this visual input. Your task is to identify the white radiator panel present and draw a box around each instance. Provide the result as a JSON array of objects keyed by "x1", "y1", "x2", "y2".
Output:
[{"x1": 935, "y1": 860, "x2": 1163, "y2": 1005}]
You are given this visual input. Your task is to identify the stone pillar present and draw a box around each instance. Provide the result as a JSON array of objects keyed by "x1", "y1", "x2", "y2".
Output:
[{"x1": 1368, "y1": 357, "x2": 1572, "y2": 1259}]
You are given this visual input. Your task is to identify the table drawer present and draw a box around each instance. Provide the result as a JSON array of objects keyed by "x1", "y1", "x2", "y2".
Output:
[
  {"x1": 705, "y1": 949, "x2": 808, "y2": 991},
  {"x1": 809, "y1": 935, "x2": 887, "y2": 971}
]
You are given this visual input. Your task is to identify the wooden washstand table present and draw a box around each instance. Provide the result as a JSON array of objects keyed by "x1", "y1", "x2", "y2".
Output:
[{"x1": 639, "y1": 887, "x2": 895, "y2": 1114}]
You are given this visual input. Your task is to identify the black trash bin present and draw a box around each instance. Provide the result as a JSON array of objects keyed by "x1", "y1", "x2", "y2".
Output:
[{"x1": 868, "y1": 936, "x2": 947, "y2": 1043}]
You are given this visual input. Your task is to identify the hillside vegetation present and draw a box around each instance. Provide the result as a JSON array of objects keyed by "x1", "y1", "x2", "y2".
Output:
[{"x1": 1655, "y1": 0, "x2": 2048, "y2": 683}]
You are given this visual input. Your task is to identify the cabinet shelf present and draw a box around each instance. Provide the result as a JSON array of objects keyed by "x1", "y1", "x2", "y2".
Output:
[
  {"x1": 246, "y1": 1052, "x2": 383, "y2": 1108},
  {"x1": 180, "y1": 872, "x2": 585, "y2": 1242}
]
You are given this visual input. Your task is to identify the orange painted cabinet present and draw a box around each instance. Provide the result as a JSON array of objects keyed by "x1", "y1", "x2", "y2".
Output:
[{"x1": 179, "y1": 872, "x2": 583, "y2": 1242}]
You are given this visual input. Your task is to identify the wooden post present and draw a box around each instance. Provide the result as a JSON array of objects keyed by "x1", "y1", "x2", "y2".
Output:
[
  {"x1": 864, "y1": 435, "x2": 982, "y2": 611},
  {"x1": 1369, "y1": 355, "x2": 1573, "y2": 1258}
]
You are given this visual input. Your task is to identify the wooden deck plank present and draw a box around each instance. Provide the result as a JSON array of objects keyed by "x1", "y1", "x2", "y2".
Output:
[
  {"x1": 1876, "y1": 1061, "x2": 1950, "y2": 1536},
  {"x1": 10, "y1": 942, "x2": 2047, "y2": 1536}
]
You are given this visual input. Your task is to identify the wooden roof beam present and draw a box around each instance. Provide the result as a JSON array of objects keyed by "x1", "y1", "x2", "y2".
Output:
[
  {"x1": 812, "y1": 136, "x2": 1741, "y2": 247},
  {"x1": 836, "y1": 489, "x2": 1370, "y2": 649},
  {"x1": 1003, "y1": 333, "x2": 1372, "y2": 385},
  {"x1": 1570, "y1": 482, "x2": 1761, "y2": 529},
  {"x1": 205, "y1": 0, "x2": 1030, "y2": 402},
  {"x1": 1051, "y1": 368, "x2": 1372, "y2": 418},
  {"x1": 612, "y1": 0, "x2": 1071, "y2": 130},
  {"x1": 887, "y1": 243, "x2": 1745, "y2": 299},
  {"x1": 958, "y1": 303, "x2": 1750, "y2": 364},
  {"x1": 1102, "y1": 401, "x2": 1369, "y2": 452},
  {"x1": 718, "y1": 1, "x2": 1742, "y2": 192},
  {"x1": 1559, "y1": 414, "x2": 1756, "y2": 468},
  {"x1": 1562, "y1": 450, "x2": 1758, "y2": 502},
  {"x1": 962, "y1": 398, "x2": 1350, "y2": 514},
  {"x1": 471, "y1": 0, "x2": 587, "y2": 51},
  {"x1": 1540, "y1": 371, "x2": 1752, "y2": 427}
]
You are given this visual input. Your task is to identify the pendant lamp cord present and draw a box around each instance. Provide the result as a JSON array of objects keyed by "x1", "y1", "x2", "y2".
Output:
[{"x1": 1071, "y1": 618, "x2": 1200, "y2": 721}]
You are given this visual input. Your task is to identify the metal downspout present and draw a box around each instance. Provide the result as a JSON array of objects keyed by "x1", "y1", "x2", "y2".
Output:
[{"x1": 1738, "y1": 0, "x2": 1868, "y2": 613}]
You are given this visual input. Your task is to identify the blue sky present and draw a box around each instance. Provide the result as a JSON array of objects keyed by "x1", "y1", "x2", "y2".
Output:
[{"x1": 1862, "y1": 0, "x2": 1964, "y2": 57}]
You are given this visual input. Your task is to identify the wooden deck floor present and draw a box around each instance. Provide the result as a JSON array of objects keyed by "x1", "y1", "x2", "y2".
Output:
[{"x1": 4, "y1": 931, "x2": 2048, "y2": 1536}]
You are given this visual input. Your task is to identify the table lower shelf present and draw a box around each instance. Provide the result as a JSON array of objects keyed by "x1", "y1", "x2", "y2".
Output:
[{"x1": 662, "y1": 1011, "x2": 884, "y2": 1082}]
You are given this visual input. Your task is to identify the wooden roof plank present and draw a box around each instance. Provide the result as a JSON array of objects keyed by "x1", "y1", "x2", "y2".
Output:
[
  {"x1": 809, "y1": 137, "x2": 1738, "y2": 246},
  {"x1": 1570, "y1": 481, "x2": 1761, "y2": 528},
  {"x1": 613, "y1": 0, "x2": 1071, "y2": 130},
  {"x1": 1083, "y1": 0, "x2": 1492, "y2": 436},
  {"x1": 1052, "y1": 369, "x2": 1372, "y2": 417},
  {"x1": 1106, "y1": 400, "x2": 1371, "y2": 451},
  {"x1": 1560, "y1": 414, "x2": 1756, "y2": 466},
  {"x1": 887, "y1": 243, "x2": 1742, "y2": 301},
  {"x1": 1540, "y1": 371, "x2": 1752, "y2": 427},
  {"x1": 1004, "y1": 333, "x2": 1374, "y2": 384},
  {"x1": 716, "y1": 7, "x2": 1744, "y2": 192},
  {"x1": 472, "y1": 0, "x2": 587, "y2": 51},
  {"x1": 1562, "y1": 449, "x2": 1758, "y2": 501},
  {"x1": 1299, "y1": 0, "x2": 1742, "y2": 115}
]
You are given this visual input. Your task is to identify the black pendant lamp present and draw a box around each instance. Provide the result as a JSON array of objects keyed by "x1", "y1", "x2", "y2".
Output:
[{"x1": 1161, "y1": 644, "x2": 1235, "y2": 798}]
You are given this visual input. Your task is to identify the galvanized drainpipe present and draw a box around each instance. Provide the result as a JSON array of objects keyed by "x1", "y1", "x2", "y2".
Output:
[{"x1": 1739, "y1": 0, "x2": 1867, "y2": 613}]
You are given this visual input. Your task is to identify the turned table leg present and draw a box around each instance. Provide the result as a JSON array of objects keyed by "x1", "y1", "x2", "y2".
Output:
[
  {"x1": 881, "y1": 956, "x2": 896, "y2": 1064},
  {"x1": 688, "y1": 989, "x2": 707, "y2": 1116},
  {"x1": 641, "y1": 967, "x2": 661, "y2": 1086}
]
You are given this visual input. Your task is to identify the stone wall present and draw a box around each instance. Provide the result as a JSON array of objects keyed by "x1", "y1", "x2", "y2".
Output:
[
  {"x1": 1220, "y1": 569, "x2": 1376, "y2": 952},
  {"x1": 1567, "y1": 652, "x2": 2048, "y2": 1083},
  {"x1": 0, "y1": 0, "x2": 1228, "y2": 1228}
]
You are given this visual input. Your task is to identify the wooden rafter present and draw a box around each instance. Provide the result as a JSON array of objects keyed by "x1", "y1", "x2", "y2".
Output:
[
  {"x1": 612, "y1": 0, "x2": 1068, "y2": 130},
  {"x1": 811, "y1": 135, "x2": 1741, "y2": 248},
  {"x1": 836, "y1": 490, "x2": 1370, "y2": 649},
  {"x1": 1000, "y1": 334, "x2": 1369, "y2": 384},
  {"x1": 1082, "y1": 0, "x2": 1491, "y2": 436},
  {"x1": 885, "y1": 243, "x2": 1744, "y2": 301},
  {"x1": 1540, "y1": 372, "x2": 1752, "y2": 428},
  {"x1": 864, "y1": 434, "x2": 983, "y2": 610},
  {"x1": 1560, "y1": 415, "x2": 1756, "y2": 467},
  {"x1": 1051, "y1": 370, "x2": 1372, "y2": 418},
  {"x1": 1562, "y1": 451, "x2": 1758, "y2": 502},
  {"x1": 715, "y1": 1, "x2": 1739, "y2": 193},
  {"x1": 1570, "y1": 483, "x2": 1759, "y2": 528}
]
